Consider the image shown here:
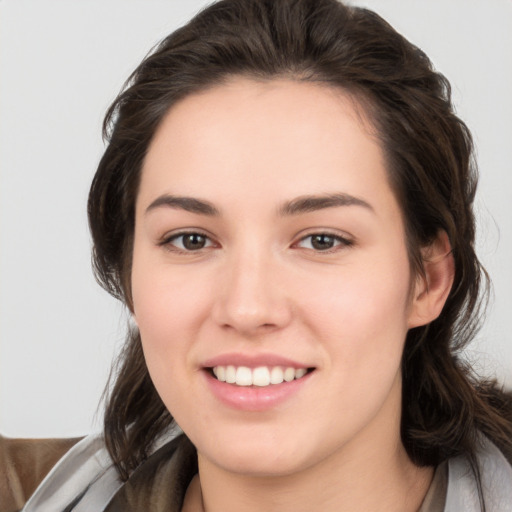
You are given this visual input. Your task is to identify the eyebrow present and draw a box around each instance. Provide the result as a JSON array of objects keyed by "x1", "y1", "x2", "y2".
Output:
[
  {"x1": 145, "y1": 192, "x2": 373, "y2": 217},
  {"x1": 278, "y1": 193, "x2": 374, "y2": 216},
  {"x1": 145, "y1": 195, "x2": 220, "y2": 216}
]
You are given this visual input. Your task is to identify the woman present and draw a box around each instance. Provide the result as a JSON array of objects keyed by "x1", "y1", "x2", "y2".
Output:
[{"x1": 20, "y1": 0, "x2": 512, "y2": 510}]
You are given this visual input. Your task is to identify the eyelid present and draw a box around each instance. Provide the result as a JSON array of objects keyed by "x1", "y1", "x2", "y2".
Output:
[
  {"x1": 158, "y1": 229, "x2": 217, "y2": 252},
  {"x1": 292, "y1": 229, "x2": 355, "y2": 252},
  {"x1": 156, "y1": 228, "x2": 354, "y2": 254}
]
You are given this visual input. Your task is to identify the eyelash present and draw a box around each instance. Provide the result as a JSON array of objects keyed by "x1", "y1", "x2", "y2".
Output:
[
  {"x1": 159, "y1": 231, "x2": 354, "y2": 254},
  {"x1": 294, "y1": 232, "x2": 354, "y2": 253},
  {"x1": 159, "y1": 231, "x2": 214, "y2": 253}
]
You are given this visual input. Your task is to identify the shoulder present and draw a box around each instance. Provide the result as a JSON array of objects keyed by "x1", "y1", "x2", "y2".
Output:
[
  {"x1": 103, "y1": 434, "x2": 197, "y2": 512},
  {"x1": 19, "y1": 433, "x2": 121, "y2": 512},
  {"x1": 445, "y1": 436, "x2": 512, "y2": 512},
  {"x1": 20, "y1": 428, "x2": 185, "y2": 512},
  {"x1": 16, "y1": 434, "x2": 117, "y2": 512},
  {"x1": 0, "y1": 433, "x2": 83, "y2": 512}
]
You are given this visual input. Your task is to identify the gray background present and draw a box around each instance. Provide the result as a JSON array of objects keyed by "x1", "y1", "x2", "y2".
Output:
[{"x1": 1, "y1": 0, "x2": 511, "y2": 437}]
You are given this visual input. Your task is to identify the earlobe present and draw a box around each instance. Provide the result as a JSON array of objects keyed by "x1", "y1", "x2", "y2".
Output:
[{"x1": 408, "y1": 231, "x2": 455, "y2": 328}]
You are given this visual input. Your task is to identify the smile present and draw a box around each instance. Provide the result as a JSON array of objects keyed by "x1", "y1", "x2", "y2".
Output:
[{"x1": 212, "y1": 365, "x2": 309, "y2": 387}]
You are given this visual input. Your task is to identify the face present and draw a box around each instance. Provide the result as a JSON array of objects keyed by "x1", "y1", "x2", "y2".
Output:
[{"x1": 131, "y1": 78, "x2": 425, "y2": 477}]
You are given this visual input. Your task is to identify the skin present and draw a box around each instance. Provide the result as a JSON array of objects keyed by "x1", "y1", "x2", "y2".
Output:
[{"x1": 131, "y1": 78, "x2": 454, "y2": 512}]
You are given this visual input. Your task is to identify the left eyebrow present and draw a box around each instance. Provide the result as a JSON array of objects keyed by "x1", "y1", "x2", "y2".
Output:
[{"x1": 278, "y1": 193, "x2": 374, "y2": 216}]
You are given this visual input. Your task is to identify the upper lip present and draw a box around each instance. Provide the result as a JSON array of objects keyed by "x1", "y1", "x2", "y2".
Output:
[{"x1": 202, "y1": 353, "x2": 311, "y2": 369}]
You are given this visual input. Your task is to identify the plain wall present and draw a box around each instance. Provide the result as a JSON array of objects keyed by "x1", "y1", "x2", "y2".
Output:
[{"x1": 1, "y1": 0, "x2": 511, "y2": 438}]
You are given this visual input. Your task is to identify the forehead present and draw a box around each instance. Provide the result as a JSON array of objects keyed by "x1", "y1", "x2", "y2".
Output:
[{"x1": 138, "y1": 77, "x2": 395, "y2": 216}]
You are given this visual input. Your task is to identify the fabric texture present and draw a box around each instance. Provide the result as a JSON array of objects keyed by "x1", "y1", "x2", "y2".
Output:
[
  {"x1": 18, "y1": 431, "x2": 512, "y2": 512},
  {"x1": 0, "y1": 435, "x2": 83, "y2": 512},
  {"x1": 418, "y1": 462, "x2": 448, "y2": 512}
]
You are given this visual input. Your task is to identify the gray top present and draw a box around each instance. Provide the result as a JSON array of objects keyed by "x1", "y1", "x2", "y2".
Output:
[
  {"x1": 418, "y1": 461, "x2": 448, "y2": 512},
  {"x1": 22, "y1": 431, "x2": 512, "y2": 512}
]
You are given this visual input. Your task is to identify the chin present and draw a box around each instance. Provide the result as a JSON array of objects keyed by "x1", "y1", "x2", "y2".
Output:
[
  {"x1": 209, "y1": 450, "x2": 308, "y2": 478},
  {"x1": 194, "y1": 427, "x2": 319, "y2": 477}
]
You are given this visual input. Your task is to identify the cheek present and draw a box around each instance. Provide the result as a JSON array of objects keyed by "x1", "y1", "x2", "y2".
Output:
[
  {"x1": 131, "y1": 246, "x2": 211, "y2": 341},
  {"x1": 130, "y1": 250, "x2": 205, "y2": 388},
  {"x1": 131, "y1": 269, "x2": 204, "y2": 420},
  {"x1": 130, "y1": 253, "x2": 225, "y2": 419},
  {"x1": 301, "y1": 258, "x2": 412, "y2": 371}
]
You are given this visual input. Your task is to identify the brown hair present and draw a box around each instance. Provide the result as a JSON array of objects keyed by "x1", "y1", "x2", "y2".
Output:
[{"x1": 88, "y1": 0, "x2": 512, "y2": 485}]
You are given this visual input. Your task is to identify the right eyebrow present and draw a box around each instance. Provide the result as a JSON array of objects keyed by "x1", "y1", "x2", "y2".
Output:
[{"x1": 145, "y1": 195, "x2": 220, "y2": 216}]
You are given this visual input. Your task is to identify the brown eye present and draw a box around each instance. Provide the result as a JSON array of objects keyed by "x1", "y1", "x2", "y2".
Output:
[
  {"x1": 310, "y1": 234, "x2": 336, "y2": 251},
  {"x1": 296, "y1": 233, "x2": 352, "y2": 252},
  {"x1": 166, "y1": 232, "x2": 212, "y2": 251},
  {"x1": 182, "y1": 233, "x2": 207, "y2": 250}
]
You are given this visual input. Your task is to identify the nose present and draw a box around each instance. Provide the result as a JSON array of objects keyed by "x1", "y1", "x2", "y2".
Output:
[{"x1": 211, "y1": 248, "x2": 293, "y2": 335}]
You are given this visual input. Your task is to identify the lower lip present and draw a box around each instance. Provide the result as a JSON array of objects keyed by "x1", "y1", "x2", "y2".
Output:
[{"x1": 203, "y1": 370, "x2": 313, "y2": 411}]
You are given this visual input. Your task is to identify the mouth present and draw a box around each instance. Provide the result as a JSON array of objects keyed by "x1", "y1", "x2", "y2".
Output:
[
  {"x1": 202, "y1": 357, "x2": 316, "y2": 410},
  {"x1": 208, "y1": 365, "x2": 315, "y2": 387}
]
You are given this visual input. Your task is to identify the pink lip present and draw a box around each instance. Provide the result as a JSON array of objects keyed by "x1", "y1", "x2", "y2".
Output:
[
  {"x1": 202, "y1": 368, "x2": 314, "y2": 412},
  {"x1": 202, "y1": 352, "x2": 309, "y2": 369}
]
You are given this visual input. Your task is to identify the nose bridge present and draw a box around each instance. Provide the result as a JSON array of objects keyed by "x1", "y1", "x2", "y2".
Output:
[{"x1": 213, "y1": 239, "x2": 290, "y2": 333}]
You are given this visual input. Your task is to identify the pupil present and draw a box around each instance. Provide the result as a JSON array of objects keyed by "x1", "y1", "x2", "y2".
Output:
[
  {"x1": 311, "y1": 235, "x2": 334, "y2": 250},
  {"x1": 184, "y1": 234, "x2": 206, "y2": 250}
]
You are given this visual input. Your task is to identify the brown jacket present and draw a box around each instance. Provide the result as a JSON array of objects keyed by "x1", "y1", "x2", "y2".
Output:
[{"x1": 0, "y1": 434, "x2": 82, "y2": 512}]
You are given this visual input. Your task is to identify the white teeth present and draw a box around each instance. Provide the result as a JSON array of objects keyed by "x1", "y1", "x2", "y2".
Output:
[
  {"x1": 235, "y1": 366, "x2": 252, "y2": 386},
  {"x1": 270, "y1": 366, "x2": 284, "y2": 384},
  {"x1": 211, "y1": 365, "x2": 309, "y2": 386},
  {"x1": 252, "y1": 366, "x2": 270, "y2": 387},
  {"x1": 295, "y1": 368, "x2": 307, "y2": 379},
  {"x1": 283, "y1": 367, "x2": 295, "y2": 382},
  {"x1": 216, "y1": 366, "x2": 226, "y2": 382},
  {"x1": 225, "y1": 365, "x2": 236, "y2": 384}
]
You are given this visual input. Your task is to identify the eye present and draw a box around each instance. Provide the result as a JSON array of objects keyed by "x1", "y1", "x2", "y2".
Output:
[
  {"x1": 296, "y1": 233, "x2": 352, "y2": 252},
  {"x1": 163, "y1": 232, "x2": 214, "y2": 251}
]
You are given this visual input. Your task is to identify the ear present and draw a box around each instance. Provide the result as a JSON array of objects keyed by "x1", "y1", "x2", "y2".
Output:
[{"x1": 408, "y1": 230, "x2": 455, "y2": 328}]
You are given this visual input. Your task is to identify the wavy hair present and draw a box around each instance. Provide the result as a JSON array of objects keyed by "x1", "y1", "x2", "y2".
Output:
[{"x1": 88, "y1": 0, "x2": 512, "y2": 487}]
